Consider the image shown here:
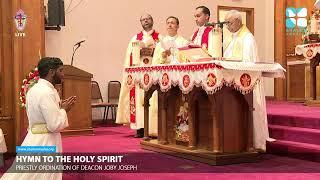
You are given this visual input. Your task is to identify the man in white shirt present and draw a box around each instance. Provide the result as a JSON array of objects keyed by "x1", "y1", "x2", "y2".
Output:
[
  {"x1": 153, "y1": 16, "x2": 189, "y2": 64},
  {"x1": 1, "y1": 57, "x2": 76, "y2": 180},
  {"x1": 223, "y1": 10, "x2": 273, "y2": 152},
  {"x1": 116, "y1": 14, "x2": 162, "y2": 138}
]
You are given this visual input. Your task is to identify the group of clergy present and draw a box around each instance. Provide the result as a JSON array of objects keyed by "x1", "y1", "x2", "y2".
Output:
[{"x1": 116, "y1": 6, "x2": 273, "y2": 152}]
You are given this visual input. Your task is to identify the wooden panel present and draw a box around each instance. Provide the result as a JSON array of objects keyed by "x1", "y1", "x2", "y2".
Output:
[
  {"x1": 12, "y1": 0, "x2": 24, "y2": 146},
  {"x1": 63, "y1": 79, "x2": 92, "y2": 130},
  {"x1": 0, "y1": 0, "x2": 15, "y2": 153},
  {"x1": 275, "y1": 0, "x2": 317, "y2": 100},
  {"x1": 22, "y1": 0, "x2": 45, "y2": 72},
  {"x1": 219, "y1": 88, "x2": 248, "y2": 153},
  {"x1": 195, "y1": 92, "x2": 212, "y2": 150},
  {"x1": 0, "y1": 0, "x2": 4, "y2": 115},
  {"x1": 274, "y1": 0, "x2": 287, "y2": 100},
  {"x1": 60, "y1": 65, "x2": 93, "y2": 136},
  {"x1": 287, "y1": 63, "x2": 311, "y2": 101},
  {"x1": 164, "y1": 88, "x2": 179, "y2": 145},
  {"x1": 286, "y1": 0, "x2": 315, "y2": 56},
  {"x1": 285, "y1": 0, "x2": 315, "y2": 101},
  {"x1": 0, "y1": 0, "x2": 14, "y2": 117},
  {"x1": 142, "y1": 85, "x2": 256, "y2": 165}
]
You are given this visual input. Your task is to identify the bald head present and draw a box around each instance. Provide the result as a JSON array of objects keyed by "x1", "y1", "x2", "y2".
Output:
[
  {"x1": 140, "y1": 14, "x2": 154, "y2": 32},
  {"x1": 225, "y1": 10, "x2": 243, "y2": 33}
]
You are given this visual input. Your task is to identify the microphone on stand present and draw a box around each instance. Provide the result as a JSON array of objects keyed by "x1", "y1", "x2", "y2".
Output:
[
  {"x1": 71, "y1": 39, "x2": 86, "y2": 66},
  {"x1": 205, "y1": 21, "x2": 229, "y2": 27}
]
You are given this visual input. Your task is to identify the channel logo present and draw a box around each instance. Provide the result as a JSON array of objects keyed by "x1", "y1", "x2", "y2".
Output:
[{"x1": 286, "y1": 7, "x2": 307, "y2": 29}]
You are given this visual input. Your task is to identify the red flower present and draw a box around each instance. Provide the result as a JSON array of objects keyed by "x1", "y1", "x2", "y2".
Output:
[{"x1": 19, "y1": 67, "x2": 40, "y2": 108}]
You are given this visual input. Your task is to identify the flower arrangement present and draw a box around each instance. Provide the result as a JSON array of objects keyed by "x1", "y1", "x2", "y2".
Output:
[
  {"x1": 302, "y1": 8, "x2": 320, "y2": 44},
  {"x1": 19, "y1": 67, "x2": 40, "y2": 108}
]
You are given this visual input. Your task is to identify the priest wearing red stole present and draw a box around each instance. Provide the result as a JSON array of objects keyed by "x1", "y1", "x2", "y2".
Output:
[
  {"x1": 116, "y1": 14, "x2": 162, "y2": 138},
  {"x1": 191, "y1": 6, "x2": 215, "y2": 56}
]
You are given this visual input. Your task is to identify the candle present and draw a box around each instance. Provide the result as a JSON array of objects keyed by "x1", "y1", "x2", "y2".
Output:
[
  {"x1": 209, "y1": 26, "x2": 222, "y2": 58},
  {"x1": 131, "y1": 42, "x2": 140, "y2": 66}
]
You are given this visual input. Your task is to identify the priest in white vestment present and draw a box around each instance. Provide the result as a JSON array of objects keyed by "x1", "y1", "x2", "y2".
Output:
[
  {"x1": 153, "y1": 16, "x2": 189, "y2": 64},
  {"x1": 1, "y1": 57, "x2": 76, "y2": 180},
  {"x1": 223, "y1": 10, "x2": 273, "y2": 152},
  {"x1": 116, "y1": 14, "x2": 162, "y2": 137}
]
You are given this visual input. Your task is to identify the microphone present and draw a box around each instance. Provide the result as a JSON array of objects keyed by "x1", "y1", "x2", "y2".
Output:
[
  {"x1": 205, "y1": 21, "x2": 229, "y2": 27},
  {"x1": 71, "y1": 39, "x2": 85, "y2": 66},
  {"x1": 74, "y1": 39, "x2": 86, "y2": 46}
]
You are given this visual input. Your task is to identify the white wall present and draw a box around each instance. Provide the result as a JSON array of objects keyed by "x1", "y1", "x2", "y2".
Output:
[{"x1": 45, "y1": 0, "x2": 275, "y2": 119}]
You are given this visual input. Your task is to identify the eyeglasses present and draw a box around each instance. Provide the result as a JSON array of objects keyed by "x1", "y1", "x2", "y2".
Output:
[{"x1": 226, "y1": 20, "x2": 236, "y2": 26}]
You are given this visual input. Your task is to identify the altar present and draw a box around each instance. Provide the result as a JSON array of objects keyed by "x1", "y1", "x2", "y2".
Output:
[{"x1": 124, "y1": 60, "x2": 285, "y2": 165}]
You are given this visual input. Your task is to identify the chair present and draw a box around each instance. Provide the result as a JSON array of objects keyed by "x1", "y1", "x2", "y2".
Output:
[
  {"x1": 105, "y1": 81, "x2": 121, "y2": 122},
  {"x1": 91, "y1": 81, "x2": 113, "y2": 122}
]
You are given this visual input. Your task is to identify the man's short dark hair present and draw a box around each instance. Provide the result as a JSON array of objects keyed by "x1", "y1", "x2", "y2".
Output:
[
  {"x1": 37, "y1": 57, "x2": 63, "y2": 78},
  {"x1": 166, "y1": 16, "x2": 179, "y2": 25},
  {"x1": 196, "y1": 6, "x2": 210, "y2": 17},
  {"x1": 140, "y1": 14, "x2": 153, "y2": 22}
]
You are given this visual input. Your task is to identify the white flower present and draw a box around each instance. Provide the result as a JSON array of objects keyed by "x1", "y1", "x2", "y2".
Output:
[{"x1": 179, "y1": 123, "x2": 189, "y2": 132}]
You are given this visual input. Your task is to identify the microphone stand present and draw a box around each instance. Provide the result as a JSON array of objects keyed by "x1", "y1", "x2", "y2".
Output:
[
  {"x1": 71, "y1": 44, "x2": 81, "y2": 66},
  {"x1": 206, "y1": 21, "x2": 226, "y2": 57},
  {"x1": 219, "y1": 22, "x2": 224, "y2": 57}
]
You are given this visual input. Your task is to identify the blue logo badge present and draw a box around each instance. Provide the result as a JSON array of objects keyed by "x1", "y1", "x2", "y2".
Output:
[{"x1": 286, "y1": 7, "x2": 307, "y2": 29}]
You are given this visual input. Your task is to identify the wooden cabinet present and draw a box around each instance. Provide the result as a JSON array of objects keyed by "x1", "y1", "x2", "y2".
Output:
[
  {"x1": 287, "y1": 58, "x2": 320, "y2": 103},
  {"x1": 287, "y1": 61, "x2": 312, "y2": 101}
]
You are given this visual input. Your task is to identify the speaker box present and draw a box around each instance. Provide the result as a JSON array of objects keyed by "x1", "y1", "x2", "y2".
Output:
[{"x1": 47, "y1": 0, "x2": 65, "y2": 26}]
